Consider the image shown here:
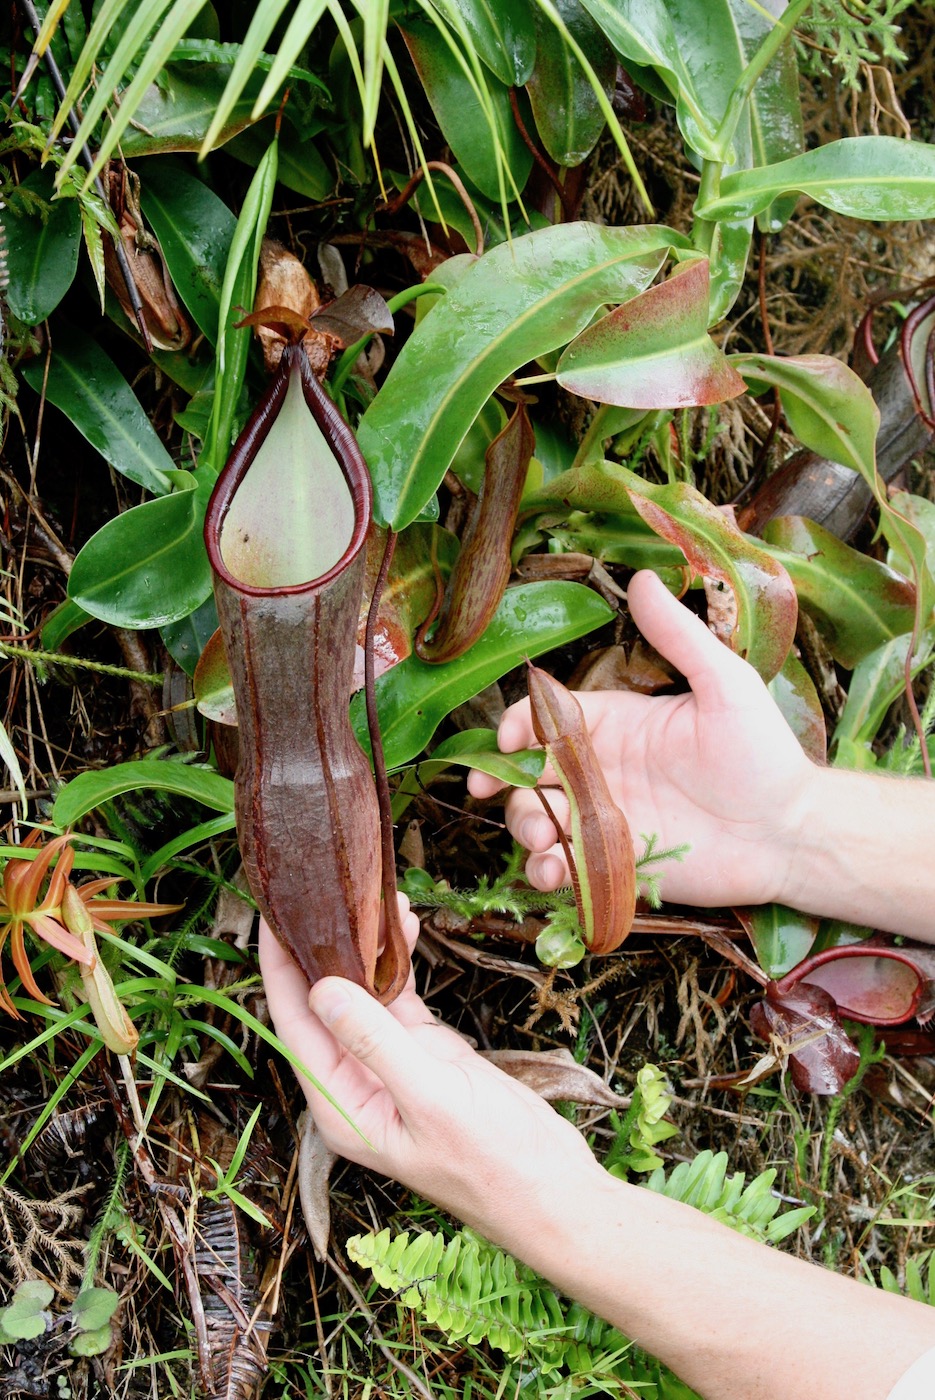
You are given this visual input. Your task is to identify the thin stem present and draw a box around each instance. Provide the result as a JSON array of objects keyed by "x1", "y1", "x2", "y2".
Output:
[
  {"x1": 331, "y1": 282, "x2": 448, "y2": 397},
  {"x1": 534, "y1": 786, "x2": 584, "y2": 931},
  {"x1": 571, "y1": 403, "x2": 615, "y2": 471},
  {"x1": 363, "y1": 528, "x2": 409, "y2": 995},
  {"x1": 0, "y1": 641, "x2": 163, "y2": 684},
  {"x1": 713, "y1": 0, "x2": 815, "y2": 156}
]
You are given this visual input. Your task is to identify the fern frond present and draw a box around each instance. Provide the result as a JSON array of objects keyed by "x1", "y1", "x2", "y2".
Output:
[{"x1": 644, "y1": 1151, "x2": 814, "y2": 1244}]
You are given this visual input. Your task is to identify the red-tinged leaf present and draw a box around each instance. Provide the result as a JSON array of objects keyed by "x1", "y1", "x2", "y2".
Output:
[
  {"x1": 9, "y1": 922, "x2": 57, "y2": 1003},
  {"x1": 556, "y1": 259, "x2": 746, "y2": 408},
  {"x1": 750, "y1": 981, "x2": 861, "y2": 1095},
  {"x1": 3, "y1": 833, "x2": 73, "y2": 917},
  {"x1": 624, "y1": 475, "x2": 798, "y2": 681},
  {"x1": 781, "y1": 944, "x2": 928, "y2": 1026},
  {"x1": 28, "y1": 911, "x2": 94, "y2": 966},
  {"x1": 356, "y1": 525, "x2": 460, "y2": 685},
  {"x1": 762, "y1": 515, "x2": 917, "y2": 669},
  {"x1": 767, "y1": 650, "x2": 827, "y2": 764},
  {"x1": 194, "y1": 628, "x2": 237, "y2": 726}
]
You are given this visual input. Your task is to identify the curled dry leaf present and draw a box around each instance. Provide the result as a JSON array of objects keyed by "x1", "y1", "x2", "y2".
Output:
[
  {"x1": 527, "y1": 664, "x2": 636, "y2": 953},
  {"x1": 297, "y1": 1111, "x2": 337, "y2": 1263},
  {"x1": 103, "y1": 198, "x2": 191, "y2": 350},
  {"x1": 254, "y1": 239, "x2": 325, "y2": 375},
  {"x1": 481, "y1": 1047, "x2": 626, "y2": 1107}
]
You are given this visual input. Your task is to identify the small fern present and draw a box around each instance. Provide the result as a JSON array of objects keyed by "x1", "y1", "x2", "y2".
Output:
[
  {"x1": 347, "y1": 1152, "x2": 814, "y2": 1393},
  {"x1": 605, "y1": 1064, "x2": 680, "y2": 1176}
]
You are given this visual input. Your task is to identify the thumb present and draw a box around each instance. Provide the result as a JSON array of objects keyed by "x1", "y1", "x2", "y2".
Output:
[
  {"x1": 309, "y1": 977, "x2": 431, "y2": 1110},
  {"x1": 627, "y1": 570, "x2": 762, "y2": 705}
]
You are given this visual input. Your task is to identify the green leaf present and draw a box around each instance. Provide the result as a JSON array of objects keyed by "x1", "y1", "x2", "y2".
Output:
[
  {"x1": 399, "y1": 18, "x2": 532, "y2": 202},
  {"x1": 68, "y1": 476, "x2": 213, "y2": 629},
  {"x1": 392, "y1": 729, "x2": 544, "y2": 818},
  {"x1": 161, "y1": 594, "x2": 218, "y2": 678},
  {"x1": 70, "y1": 1324, "x2": 114, "y2": 1357},
  {"x1": 732, "y1": 352, "x2": 880, "y2": 476},
  {"x1": 662, "y1": 0, "x2": 803, "y2": 227},
  {"x1": 708, "y1": 217, "x2": 753, "y2": 324},
  {"x1": 140, "y1": 159, "x2": 237, "y2": 346},
  {"x1": 351, "y1": 581, "x2": 614, "y2": 768},
  {"x1": 833, "y1": 635, "x2": 933, "y2": 749},
  {"x1": 59, "y1": 0, "x2": 216, "y2": 191},
  {"x1": 53, "y1": 759, "x2": 234, "y2": 828},
  {"x1": 695, "y1": 137, "x2": 935, "y2": 223},
  {"x1": 762, "y1": 516, "x2": 916, "y2": 668},
  {"x1": 203, "y1": 138, "x2": 278, "y2": 474},
  {"x1": 71, "y1": 1288, "x2": 119, "y2": 1333},
  {"x1": 40, "y1": 597, "x2": 93, "y2": 652},
  {"x1": 22, "y1": 324, "x2": 174, "y2": 495},
  {"x1": 556, "y1": 463, "x2": 797, "y2": 680},
  {"x1": 359, "y1": 222, "x2": 679, "y2": 529},
  {"x1": 526, "y1": 0, "x2": 615, "y2": 167},
  {"x1": 576, "y1": 0, "x2": 720, "y2": 158},
  {"x1": 0, "y1": 1279, "x2": 55, "y2": 1341},
  {"x1": 429, "y1": 0, "x2": 536, "y2": 86},
  {"x1": 767, "y1": 649, "x2": 826, "y2": 765},
  {"x1": 1, "y1": 168, "x2": 81, "y2": 324},
  {"x1": 557, "y1": 258, "x2": 746, "y2": 407},
  {"x1": 139, "y1": 812, "x2": 236, "y2": 885},
  {"x1": 743, "y1": 904, "x2": 819, "y2": 980}
]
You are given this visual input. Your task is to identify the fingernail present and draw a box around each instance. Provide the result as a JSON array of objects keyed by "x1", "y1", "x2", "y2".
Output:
[{"x1": 309, "y1": 982, "x2": 351, "y2": 1025}]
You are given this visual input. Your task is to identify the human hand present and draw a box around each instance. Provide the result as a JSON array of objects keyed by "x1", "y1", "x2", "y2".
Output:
[
  {"x1": 468, "y1": 570, "x2": 818, "y2": 910},
  {"x1": 259, "y1": 896, "x2": 602, "y2": 1243}
]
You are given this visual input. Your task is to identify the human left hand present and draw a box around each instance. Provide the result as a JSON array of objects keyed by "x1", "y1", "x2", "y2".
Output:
[{"x1": 259, "y1": 897, "x2": 602, "y2": 1239}]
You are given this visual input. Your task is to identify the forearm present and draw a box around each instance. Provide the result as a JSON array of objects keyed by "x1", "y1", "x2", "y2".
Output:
[
  {"x1": 777, "y1": 767, "x2": 935, "y2": 940},
  {"x1": 478, "y1": 1160, "x2": 935, "y2": 1400}
]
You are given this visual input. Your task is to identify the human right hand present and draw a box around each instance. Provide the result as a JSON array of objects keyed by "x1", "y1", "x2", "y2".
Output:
[{"x1": 469, "y1": 570, "x2": 818, "y2": 911}]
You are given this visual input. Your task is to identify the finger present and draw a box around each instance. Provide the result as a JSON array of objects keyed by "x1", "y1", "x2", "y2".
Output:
[
  {"x1": 505, "y1": 786, "x2": 571, "y2": 850},
  {"x1": 258, "y1": 919, "x2": 353, "y2": 1088},
  {"x1": 525, "y1": 845, "x2": 571, "y2": 891},
  {"x1": 627, "y1": 570, "x2": 762, "y2": 705},
  {"x1": 308, "y1": 976, "x2": 441, "y2": 1115},
  {"x1": 377, "y1": 893, "x2": 420, "y2": 959}
]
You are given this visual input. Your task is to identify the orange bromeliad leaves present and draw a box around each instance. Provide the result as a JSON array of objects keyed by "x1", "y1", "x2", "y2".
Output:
[
  {"x1": 527, "y1": 665, "x2": 637, "y2": 955},
  {"x1": 0, "y1": 830, "x2": 180, "y2": 1018}
]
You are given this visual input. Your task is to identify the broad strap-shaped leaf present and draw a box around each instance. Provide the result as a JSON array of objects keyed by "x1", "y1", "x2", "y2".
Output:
[
  {"x1": 399, "y1": 18, "x2": 532, "y2": 202},
  {"x1": 22, "y1": 324, "x2": 174, "y2": 496},
  {"x1": 526, "y1": 0, "x2": 615, "y2": 167},
  {"x1": 695, "y1": 136, "x2": 935, "y2": 223},
  {"x1": 140, "y1": 159, "x2": 237, "y2": 346},
  {"x1": 392, "y1": 728, "x2": 544, "y2": 820},
  {"x1": 428, "y1": 0, "x2": 536, "y2": 86},
  {"x1": 0, "y1": 169, "x2": 81, "y2": 324},
  {"x1": 576, "y1": 0, "x2": 719, "y2": 158},
  {"x1": 621, "y1": 468, "x2": 797, "y2": 680},
  {"x1": 359, "y1": 222, "x2": 681, "y2": 529},
  {"x1": 762, "y1": 516, "x2": 916, "y2": 669},
  {"x1": 350, "y1": 581, "x2": 615, "y2": 769},
  {"x1": 557, "y1": 259, "x2": 746, "y2": 407},
  {"x1": 736, "y1": 904, "x2": 819, "y2": 981},
  {"x1": 68, "y1": 473, "x2": 214, "y2": 629},
  {"x1": 53, "y1": 760, "x2": 235, "y2": 827},
  {"x1": 731, "y1": 352, "x2": 880, "y2": 477},
  {"x1": 767, "y1": 650, "x2": 827, "y2": 764},
  {"x1": 833, "y1": 634, "x2": 933, "y2": 750}
]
